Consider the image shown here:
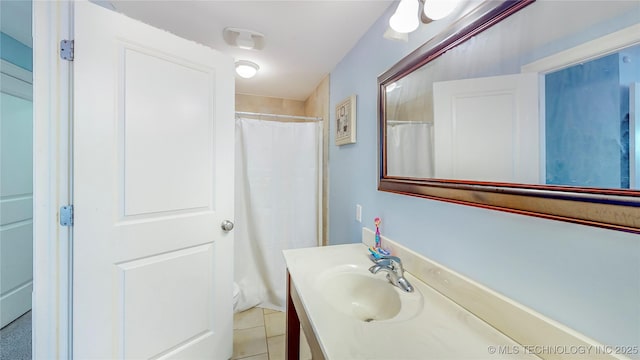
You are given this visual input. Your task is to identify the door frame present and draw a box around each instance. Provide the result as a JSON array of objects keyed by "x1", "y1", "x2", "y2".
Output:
[
  {"x1": 520, "y1": 23, "x2": 640, "y2": 75},
  {"x1": 520, "y1": 23, "x2": 640, "y2": 188},
  {"x1": 32, "y1": 1, "x2": 73, "y2": 358}
]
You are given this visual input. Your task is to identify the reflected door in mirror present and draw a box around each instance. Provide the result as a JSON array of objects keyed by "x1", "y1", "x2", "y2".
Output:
[{"x1": 433, "y1": 73, "x2": 539, "y2": 183}]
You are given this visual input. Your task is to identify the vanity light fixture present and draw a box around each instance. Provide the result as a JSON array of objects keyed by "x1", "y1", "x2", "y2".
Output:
[
  {"x1": 423, "y1": 0, "x2": 462, "y2": 20},
  {"x1": 389, "y1": 0, "x2": 462, "y2": 34},
  {"x1": 235, "y1": 60, "x2": 260, "y2": 79},
  {"x1": 389, "y1": 0, "x2": 420, "y2": 34}
]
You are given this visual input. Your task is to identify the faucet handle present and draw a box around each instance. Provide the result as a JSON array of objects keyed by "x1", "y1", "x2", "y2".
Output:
[
  {"x1": 378, "y1": 255, "x2": 401, "y2": 262},
  {"x1": 378, "y1": 255, "x2": 404, "y2": 272},
  {"x1": 370, "y1": 254, "x2": 391, "y2": 264}
]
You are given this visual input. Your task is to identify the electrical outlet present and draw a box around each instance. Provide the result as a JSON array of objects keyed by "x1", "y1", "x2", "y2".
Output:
[{"x1": 356, "y1": 204, "x2": 362, "y2": 222}]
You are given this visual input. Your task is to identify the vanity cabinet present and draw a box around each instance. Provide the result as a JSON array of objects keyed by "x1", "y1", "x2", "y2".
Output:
[
  {"x1": 282, "y1": 243, "x2": 547, "y2": 360},
  {"x1": 286, "y1": 272, "x2": 325, "y2": 360}
]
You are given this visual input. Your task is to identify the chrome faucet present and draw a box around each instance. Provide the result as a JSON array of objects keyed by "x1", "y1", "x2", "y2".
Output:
[{"x1": 368, "y1": 255, "x2": 414, "y2": 292}]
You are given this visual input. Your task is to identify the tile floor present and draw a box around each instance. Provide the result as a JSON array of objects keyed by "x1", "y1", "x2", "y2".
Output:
[{"x1": 232, "y1": 307, "x2": 312, "y2": 360}]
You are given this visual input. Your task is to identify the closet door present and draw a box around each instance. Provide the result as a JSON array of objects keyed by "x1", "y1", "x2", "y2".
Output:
[{"x1": 0, "y1": 61, "x2": 33, "y2": 328}]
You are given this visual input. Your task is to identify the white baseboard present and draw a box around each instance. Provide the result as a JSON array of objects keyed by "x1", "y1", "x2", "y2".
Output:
[{"x1": 1, "y1": 282, "x2": 32, "y2": 328}]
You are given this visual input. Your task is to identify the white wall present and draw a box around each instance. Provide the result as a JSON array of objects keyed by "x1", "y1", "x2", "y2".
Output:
[{"x1": 328, "y1": 0, "x2": 640, "y2": 350}]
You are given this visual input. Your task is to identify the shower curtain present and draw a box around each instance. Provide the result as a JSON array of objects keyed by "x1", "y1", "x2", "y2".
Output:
[
  {"x1": 234, "y1": 117, "x2": 319, "y2": 312},
  {"x1": 387, "y1": 122, "x2": 435, "y2": 178}
]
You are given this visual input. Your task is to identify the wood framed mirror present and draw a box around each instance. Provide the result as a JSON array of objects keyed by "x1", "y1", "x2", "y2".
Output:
[{"x1": 378, "y1": 0, "x2": 640, "y2": 233}]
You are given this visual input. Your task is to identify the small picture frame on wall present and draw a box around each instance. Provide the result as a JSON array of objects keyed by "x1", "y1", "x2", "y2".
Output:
[{"x1": 335, "y1": 95, "x2": 357, "y2": 145}]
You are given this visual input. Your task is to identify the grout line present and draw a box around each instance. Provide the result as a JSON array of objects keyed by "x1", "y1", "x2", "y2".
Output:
[
  {"x1": 232, "y1": 307, "x2": 287, "y2": 360},
  {"x1": 233, "y1": 352, "x2": 268, "y2": 360},
  {"x1": 233, "y1": 325, "x2": 265, "y2": 331},
  {"x1": 262, "y1": 308, "x2": 271, "y2": 359}
]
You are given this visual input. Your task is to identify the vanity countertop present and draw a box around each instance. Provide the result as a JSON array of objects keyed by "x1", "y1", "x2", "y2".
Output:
[{"x1": 283, "y1": 243, "x2": 539, "y2": 360}]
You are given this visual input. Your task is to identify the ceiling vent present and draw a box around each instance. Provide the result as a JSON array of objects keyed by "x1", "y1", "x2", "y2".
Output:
[{"x1": 223, "y1": 27, "x2": 265, "y2": 51}]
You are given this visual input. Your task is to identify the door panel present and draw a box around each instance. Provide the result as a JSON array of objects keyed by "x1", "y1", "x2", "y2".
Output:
[
  {"x1": 73, "y1": 2, "x2": 234, "y2": 358},
  {"x1": 122, "y1": 47, "x2": 213, "y2": 216},
  {"x1": 119, "y1": 244, "x2": 212, "y2": 359},
  {"x1": 433, "y1": 73, "x2": 540, "y2": 184}
]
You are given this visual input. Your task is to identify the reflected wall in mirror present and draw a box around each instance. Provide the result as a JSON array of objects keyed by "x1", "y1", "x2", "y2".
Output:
[
  {"x1": 544, "y1": 45, "x2": 640, "y2": 189},
  {"x1": 379, "y1": 0, "x2": 640, "y2": 233}
]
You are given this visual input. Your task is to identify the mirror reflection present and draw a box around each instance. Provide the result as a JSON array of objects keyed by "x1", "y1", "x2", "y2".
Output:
[
  {"x1": 545, "y1": 45, "x2": 639, "y2": 189},
  {"x1": 384, "y1": 1, "x2": 640, "y2": 190}
]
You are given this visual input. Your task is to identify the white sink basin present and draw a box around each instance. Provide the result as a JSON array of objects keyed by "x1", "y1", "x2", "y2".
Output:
[
  {"x1": 315, "y1": 265, "x2": 423, "y2": 322},
  {"x1": 318, "y1": 272, "x2": 401, "y2": 321}
]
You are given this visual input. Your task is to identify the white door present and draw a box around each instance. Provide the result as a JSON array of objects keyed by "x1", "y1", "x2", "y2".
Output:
[
  {"x1": 433, "y1": 73, "x2": 540, "y2": 184},
  {"x1": 0, "y1": 61, "x2": 33, "y2": 328},
  {"x1": 73, "y1": 2, "x2": 235, "y2": 359}
]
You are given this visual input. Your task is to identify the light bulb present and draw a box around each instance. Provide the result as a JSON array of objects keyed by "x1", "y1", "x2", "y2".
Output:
[
  {"x1": 235, "y1": 60, "x2": 259, "y2": 79},
  {"x1": 389, "y1": 0, "x2": 420, "y2": 34},
  {"x1": 423, "y1": 0, "x2": 461, "y2": 20}
]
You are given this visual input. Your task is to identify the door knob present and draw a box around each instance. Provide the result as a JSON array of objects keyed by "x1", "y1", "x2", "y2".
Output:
[{"x1": 221, "y1": 220, "x2": 234, "y2": 232}]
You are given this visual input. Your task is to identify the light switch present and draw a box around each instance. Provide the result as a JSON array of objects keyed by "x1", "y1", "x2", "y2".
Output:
[{"x1": 356, "y1": 204, "x2": 362, "y2": 222}]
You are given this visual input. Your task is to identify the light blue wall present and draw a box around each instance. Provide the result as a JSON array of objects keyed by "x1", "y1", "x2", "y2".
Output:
[
  {"x1": 546, "y1": 45, "x2": 640, "y2": 189},
  {"x1": 0, "y1": 32, "x2": 32, "y2": 71},
  {"x1": 545, "y1": 53, "x2": 622, "y2": 188},
  {"x1": 328, "y1": 1, "x2": 639, "y2": 349},
  {"x1": 0, "y1": 0, "x2": 32, "y2": 70}
]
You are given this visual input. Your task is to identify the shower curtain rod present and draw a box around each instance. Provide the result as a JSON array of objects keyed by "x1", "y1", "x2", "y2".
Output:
[
  {"x1": 387, "y1": 120, "x2": 433, "y2": 124},
  {"x1": 236, "y1": 111, "x2": 322, "y2": 122}
]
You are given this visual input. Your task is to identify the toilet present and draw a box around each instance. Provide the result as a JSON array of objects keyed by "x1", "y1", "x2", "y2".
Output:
[{"x1": 232, "y1": 282, "x2": 241, "y2": 312}]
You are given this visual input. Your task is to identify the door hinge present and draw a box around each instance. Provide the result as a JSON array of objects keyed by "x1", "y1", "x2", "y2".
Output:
[
  {"x1": 60, "y1": 205, "x2": 74, "y2": 226},
  {"x1": 60, "y1": 40, "x2": 74, "y2": 61}
]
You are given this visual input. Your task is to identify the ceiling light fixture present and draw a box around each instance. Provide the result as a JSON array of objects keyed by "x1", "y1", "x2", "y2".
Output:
[
  {"x1": 388, "y1": 0, "x2": 462, "y2": 34},
  {"x1": 389, "y1": 0, "x2": 420, "y2": 34},
  {"x1": 423, "y1": 0, "x2": 462, "y2": 20},
  {"x1": 235, "y1": 60, "x2": 259, "y2": 79}
]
